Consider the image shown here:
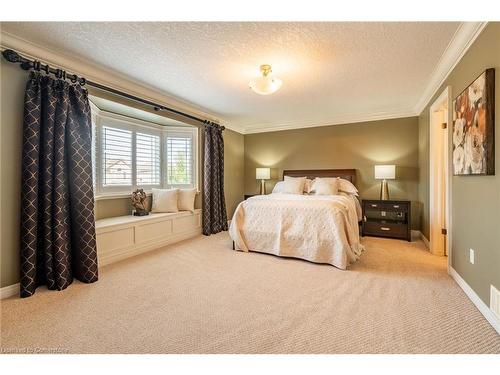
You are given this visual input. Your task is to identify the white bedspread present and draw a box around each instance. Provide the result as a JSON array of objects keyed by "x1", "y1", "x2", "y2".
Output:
[{"x1": 229, "y1": 194, "x2": 364, "y2": 269}]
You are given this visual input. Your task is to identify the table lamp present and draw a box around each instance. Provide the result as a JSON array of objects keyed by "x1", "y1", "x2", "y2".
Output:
[
  {"x1": 374, "y1": 165, "x2": 396, "y2": 200},
  {"x1": 256, "y1": 167, "x2": 270, "y2": 195}
]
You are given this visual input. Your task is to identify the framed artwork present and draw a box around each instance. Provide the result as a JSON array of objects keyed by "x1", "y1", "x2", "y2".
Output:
[{"x1": 452, "y1": 68, "x2": 495, "y2": 176}]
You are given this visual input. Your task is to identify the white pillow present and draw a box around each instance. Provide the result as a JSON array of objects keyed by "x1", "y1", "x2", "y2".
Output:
[
  {"x1": 272, "y1": 181, "x2": 285, "y2": 194},
  {"x1": 310, "y1": 177, "x2": 333, "y2": 193},
  {"x1": 338, "y1": 178, "x2": 358, "y2": 196},
  {"x1": 282, "y1": 176, "x2": 306, "y2": 195},
  {"x1": 178, "y1": 188, "x2": 196, "y2": 212},
  {"x1": 151, "y1": 188, "x2": 179, "y2": 213},
  {"x1": 312, "y1": 177, "x2": 339, "y2": 195}
]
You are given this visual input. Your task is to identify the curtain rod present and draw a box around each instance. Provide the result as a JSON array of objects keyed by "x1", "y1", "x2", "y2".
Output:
[{"x1": 1, "y1": 48, "x2": 224, "y2": 130}]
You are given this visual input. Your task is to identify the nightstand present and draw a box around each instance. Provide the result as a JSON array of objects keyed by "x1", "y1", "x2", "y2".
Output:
[
  {"x1": 362, "y1": 199, "x2": 411, "y2": 241},
  {"x1": 244, "y1": 194, "x2": 259, "y2": 200}
]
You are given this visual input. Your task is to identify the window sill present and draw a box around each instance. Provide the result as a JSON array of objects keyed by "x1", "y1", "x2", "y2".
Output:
[{"x1": 94, "y1": 192, "x2": 148, "y2": 201}]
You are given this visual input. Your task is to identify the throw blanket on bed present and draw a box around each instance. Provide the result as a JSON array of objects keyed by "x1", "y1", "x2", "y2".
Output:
[{"x1": 229, "y1": 194, "x2": 364, "y2": 269}]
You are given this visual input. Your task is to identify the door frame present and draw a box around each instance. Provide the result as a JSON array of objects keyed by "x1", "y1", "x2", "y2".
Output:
[{"x1": 429, "y1": 86, "x2": 452, "y2": 267}]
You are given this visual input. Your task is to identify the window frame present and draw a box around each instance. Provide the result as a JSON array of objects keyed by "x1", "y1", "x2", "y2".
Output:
[{"x1": 92, "y1": 109, "x2": 198, "y2": 199}]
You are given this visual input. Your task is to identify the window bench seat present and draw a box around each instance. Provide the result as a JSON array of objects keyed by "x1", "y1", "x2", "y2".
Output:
[{"x1": 95, "y1": 209, "x2": 202, "y2": 266}]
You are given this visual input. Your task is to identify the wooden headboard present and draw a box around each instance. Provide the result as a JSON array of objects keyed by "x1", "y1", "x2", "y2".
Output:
[{"x1": 282, "y1": 169, "x2": 357, "y2": 186}]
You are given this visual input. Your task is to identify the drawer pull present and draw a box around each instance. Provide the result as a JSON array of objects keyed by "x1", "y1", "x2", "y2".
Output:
[
  {"x1": 370, "y1": 204, "x2": 378, "y2": 207},
  {"x1": 393, "y1": 205, "x2": 400, "y2": 208},
  {"x1": 380, "y1": 227, "x2": 391, "y2": 231}
]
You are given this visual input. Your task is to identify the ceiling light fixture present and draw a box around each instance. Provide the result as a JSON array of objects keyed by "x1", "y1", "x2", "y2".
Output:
[{"x1": 249, "y1": 64, "x2": 282, "y2": 95}]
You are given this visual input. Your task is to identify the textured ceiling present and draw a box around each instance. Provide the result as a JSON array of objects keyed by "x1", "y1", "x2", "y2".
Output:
[{"x1": 2, "y1": 22, "x2": 461, "y2": 133}]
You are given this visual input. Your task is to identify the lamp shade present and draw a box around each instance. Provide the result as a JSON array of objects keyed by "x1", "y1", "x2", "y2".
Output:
[
  {"x1": 249, "y1": 75, "x2": 283, "y2": 95},
  {"x1": 249, "y1": 64, "x2": 282, "y2": 95},
  {"x1": 256, "y1": 167, "x2": 270, "y2": 180},
  {"x1": 374, "y1": 165, "x2": 396, "y2": 180}
]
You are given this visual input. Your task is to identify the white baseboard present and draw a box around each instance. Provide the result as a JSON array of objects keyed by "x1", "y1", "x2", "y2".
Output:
[
  {"x1": 421, "y1": 233, "x2": 430, "y2": 249},
  {"x1": 449, "y1": 267, "x2": 500, "y2": 335},
  {"x1": 420, "y1": 231, "x2": 430, "y2": 249},
  {"x1": 410, "y1": 230, "x2": 430, "y2": 249},
  {"x1": 1, "y1": 283, "x2": 19, "y2": 299}
]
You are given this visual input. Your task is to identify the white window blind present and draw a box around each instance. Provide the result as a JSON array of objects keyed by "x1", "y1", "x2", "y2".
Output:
[
  {"x1": 102, "y1": 126, "x2": 132, "y2": 186},
  {"x1": 136, "y1": 132, "x2": 161, "y2": 186},
  {"x1": 91, "y1": 113, "x2": 97, "y2": 191},
  {"x1": 166, "y1": 133, "x2": 193, "y2": 186}
]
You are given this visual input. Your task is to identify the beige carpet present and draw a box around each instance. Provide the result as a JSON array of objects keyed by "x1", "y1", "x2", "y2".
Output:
[{"x1": 1, "y1": 233, "x2": 499, "y2": 354}]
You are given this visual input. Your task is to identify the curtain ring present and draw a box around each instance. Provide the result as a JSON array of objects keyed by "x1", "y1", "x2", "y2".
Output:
[
  {"x1": 79, "y1": 77, "x2": 86, "y2": 87},
  {"x1": 33, "y1": 60, "x2": 41, "y2": 71},
  {"x1": 44, "y1": 64, "x2": 50, "y2": 74},
  {"x1": 70, "y1": 74, "x2": 78, "y2": 83},
  {"x1": 62, "y1": 70, "x2": 66, "y2": 80},
  {"x1": 20, "y1": 61, "x2": 31, "y2": 70}
]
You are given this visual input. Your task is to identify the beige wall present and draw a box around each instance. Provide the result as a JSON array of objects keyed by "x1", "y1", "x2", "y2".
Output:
[
  {"x1": 224, "y1": 129, "x2": 244, "y2": 218},
  {"x1": 1, "y1": 60, "x2": 24, "y2": 288},
  {"x1": 244, "y1": 117, "x2": 421, "y2": 229},
  {"x1": 418, "y1": 22, "x2": 500, "y2": 305}
]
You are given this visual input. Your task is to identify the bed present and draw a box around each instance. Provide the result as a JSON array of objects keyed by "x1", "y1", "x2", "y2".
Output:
[{"x1": 229, "y1": 169, "x2": 364, "y2": 269}]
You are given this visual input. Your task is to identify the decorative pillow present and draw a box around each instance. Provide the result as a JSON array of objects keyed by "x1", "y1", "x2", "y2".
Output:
[
  {"x1": 178, "y1": 188, "x2": 197, "y2": 212},
  {"x1": 304, "y1": 178, "x2": 314, "y2": 193},
  {"x1": 282, "y1": 176, "x2": 306, "y2": 194},
  {"x1": 272, "y1": 181, "x2": 285, "y2": 194},
  {"x1": 151, "y1": 188, "x2": 179, "y2": 213},
  {"x1": 310, "y1": 177, "x2": 329, "y2": 193},
  {"x1": 312, "y1": 177, "x2": 339, "y2": 195},
  {"x1": 338, "y1": 178, "x2": 358, "y2": 196}
]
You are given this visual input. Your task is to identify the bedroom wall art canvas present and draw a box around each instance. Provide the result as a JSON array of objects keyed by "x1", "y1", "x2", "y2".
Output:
[{"x1": 452, "y1": 68, "x2": 495, "y2": 176}]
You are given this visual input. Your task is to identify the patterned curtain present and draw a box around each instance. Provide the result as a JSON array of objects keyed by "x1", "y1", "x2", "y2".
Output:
[
  {"x1": 202, "y1": 121, "x2": 228, "y2": 235},
  {"x1": 20, "y1": 72, "x2": 98, "y2": 298}
]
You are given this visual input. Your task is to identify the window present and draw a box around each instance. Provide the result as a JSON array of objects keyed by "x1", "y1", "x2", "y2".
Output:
[
  {"x1": 166, "y1": 132, "x2": 193, "y2": 187},
  {"x1": 136, "y1": 132, "x2": 161, "y2": 186},
  {"x1": 92, "y1": 110, "x2": 198, "y2": 196},
  {"x1": 102, "y1": 126, "x2": 133, "y2": 187}
]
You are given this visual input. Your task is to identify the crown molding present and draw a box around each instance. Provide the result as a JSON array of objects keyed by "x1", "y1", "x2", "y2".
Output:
[
  {"x1": 413, "y1": 22, "x2": 488, "y2": 115},
  {"x1": 240, "y1": 108, "x2": 417, "y2": 134},
  {"x1": 0, "y1": 31, "x2": 243, "y2": 132}
]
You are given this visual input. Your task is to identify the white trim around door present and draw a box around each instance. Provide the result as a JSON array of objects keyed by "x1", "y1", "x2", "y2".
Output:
[{"x1": 429, "y1": 86, "x2": 452, "y2": 266}]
